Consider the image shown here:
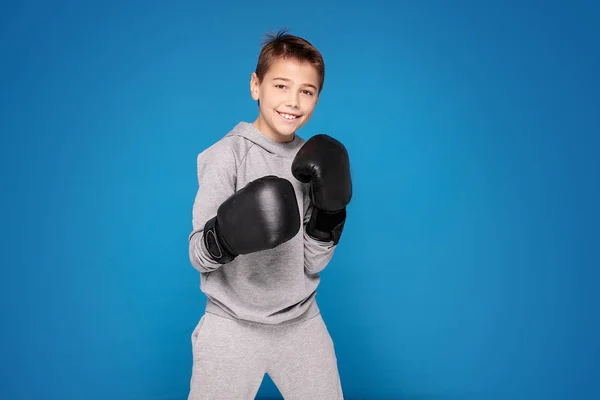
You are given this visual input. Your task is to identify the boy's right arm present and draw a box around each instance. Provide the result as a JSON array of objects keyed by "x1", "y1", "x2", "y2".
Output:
[
  {"x1": 188, "y1": 145, "x2": 237, "y2": 273},
  {"x1": 188, "y1": 142, "x2": 301, "y2": 272}
]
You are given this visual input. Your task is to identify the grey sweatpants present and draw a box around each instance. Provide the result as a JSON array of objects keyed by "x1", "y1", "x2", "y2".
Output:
[{"x1": 187, "y1": 312, "x2": 344, "y2": 400}]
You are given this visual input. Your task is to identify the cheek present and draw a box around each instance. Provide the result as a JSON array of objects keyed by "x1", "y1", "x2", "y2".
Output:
[
  {"x1": 261, "y1": 89, "x2": 283, "y2": 106},
  {"x1": 301, "y1": 97, "x2": 318, "y2": 112},
  {"x1": 259, "y1": 92, "x2": 275, "y2": 109}
]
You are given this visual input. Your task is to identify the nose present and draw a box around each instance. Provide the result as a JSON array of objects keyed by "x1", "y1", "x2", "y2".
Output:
[{"x1": 286, "y1": 92, "x2": 300, "y2": 109}]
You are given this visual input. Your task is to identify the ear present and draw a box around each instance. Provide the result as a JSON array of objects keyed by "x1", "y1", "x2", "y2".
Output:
[{"x1": 250, "y1": 72, "x2": 260, "y2": 101}]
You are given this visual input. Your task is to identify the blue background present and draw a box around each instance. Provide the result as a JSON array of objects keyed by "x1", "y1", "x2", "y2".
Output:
[{"x1": 1, "y1": 1, "x2": 598, "y2": 399}]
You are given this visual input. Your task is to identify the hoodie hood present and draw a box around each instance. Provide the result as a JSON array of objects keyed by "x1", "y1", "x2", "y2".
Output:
[{"x1": 225, "y1": 121, "x2": 305, "y2": 159}]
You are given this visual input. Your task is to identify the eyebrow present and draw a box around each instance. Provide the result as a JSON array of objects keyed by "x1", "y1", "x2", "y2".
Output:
[{"x1": 273, "y1": 77, "x2": 317, "y2": 90}]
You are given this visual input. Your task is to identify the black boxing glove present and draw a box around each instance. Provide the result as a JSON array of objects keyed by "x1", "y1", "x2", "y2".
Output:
[
  {"x1": 203, "y1": 175, "x2": 301, "y2": 264},
  {"x1": 292, "y1": 134, "x2": 352, "y2": 244}
]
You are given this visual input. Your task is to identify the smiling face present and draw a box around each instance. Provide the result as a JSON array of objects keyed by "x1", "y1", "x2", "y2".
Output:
[{"x1": 250, "y1": 57, "x2": 320, "y2": 143}]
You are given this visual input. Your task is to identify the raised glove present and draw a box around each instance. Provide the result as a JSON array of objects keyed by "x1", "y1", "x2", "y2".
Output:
[
  {"x1": 203, "y1": 175, "x2": 301, "y2": 263},
  {"x1": 292, "y1": 134, "x2": 352, "y2": 244}
]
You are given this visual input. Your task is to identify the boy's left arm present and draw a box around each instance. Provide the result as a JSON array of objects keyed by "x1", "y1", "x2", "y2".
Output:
[{"x1": 293, "y1": 134, "x2": 352, "y2": 274}]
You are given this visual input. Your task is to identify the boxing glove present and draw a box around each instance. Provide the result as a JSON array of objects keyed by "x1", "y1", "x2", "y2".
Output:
[
  {"x1": 292, "y1": 134, "x2": 352, "y2": 244},
  {"x1": 203, "y1": 175, "x2": 301, "y2": 264}
]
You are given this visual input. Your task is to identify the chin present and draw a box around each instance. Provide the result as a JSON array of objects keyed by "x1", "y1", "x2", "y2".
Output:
[{"x1": 273, "y1": 121, "x2": 299, "y2": 135}]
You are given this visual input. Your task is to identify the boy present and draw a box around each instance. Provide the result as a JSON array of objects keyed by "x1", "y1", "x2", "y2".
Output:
[{"x1": 187, "y1": 28, "x2": 352, "y2": 400}]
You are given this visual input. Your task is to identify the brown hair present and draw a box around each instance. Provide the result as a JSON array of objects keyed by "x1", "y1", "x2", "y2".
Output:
[{"x1": 255, "y1": 28, "x2": 325, "y2": 94}]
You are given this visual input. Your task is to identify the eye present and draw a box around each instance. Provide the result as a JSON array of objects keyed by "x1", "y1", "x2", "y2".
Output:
[
  {"x1": 301, "y1": 90, "x2": 314, "y2": 96},
  {"x1": 275, "y1": 84, "x2": 287, "y2": 89}
]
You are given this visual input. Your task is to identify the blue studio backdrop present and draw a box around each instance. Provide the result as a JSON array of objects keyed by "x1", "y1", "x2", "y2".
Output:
[{"x1": 1, "y1": 1, "x2": 598, "y2": 399}]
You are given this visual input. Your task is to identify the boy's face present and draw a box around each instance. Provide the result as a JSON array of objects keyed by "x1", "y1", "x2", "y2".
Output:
[{"x1": 251, "y1": 57, "x2": 320, "y2": 142}]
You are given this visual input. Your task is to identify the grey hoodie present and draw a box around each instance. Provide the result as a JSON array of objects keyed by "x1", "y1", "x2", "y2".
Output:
[{"x1": 188, "y1": 121, "x2": 337, "y2": 325}]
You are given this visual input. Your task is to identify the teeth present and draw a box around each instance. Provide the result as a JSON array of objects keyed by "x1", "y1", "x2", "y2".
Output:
[{"x1": 280, "y1": 112, "x2": 298, "y2": 120}]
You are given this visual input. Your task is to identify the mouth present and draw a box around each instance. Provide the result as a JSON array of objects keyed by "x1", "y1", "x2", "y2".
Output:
[{"x1": 277, "y1": 111, "x2": 301, "y2": 121}]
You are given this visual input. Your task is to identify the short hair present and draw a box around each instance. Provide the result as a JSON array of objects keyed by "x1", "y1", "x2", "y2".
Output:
[{"x1": 255, "y1": 28, "x2": 325, "y2": 95}]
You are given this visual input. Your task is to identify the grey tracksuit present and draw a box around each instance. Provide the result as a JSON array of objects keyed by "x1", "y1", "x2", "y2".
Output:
[{"x1": 187, "y1": 122, "x2": 344, "y2": 399}]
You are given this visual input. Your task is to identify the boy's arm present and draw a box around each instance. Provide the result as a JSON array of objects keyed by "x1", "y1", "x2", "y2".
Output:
[
  {"x1": 189, "y1": 142, "x2": 301, "y2": 272},
  {"x1": 294, "y1": 134, "x2": 352, "y2": 274},
  {"x1": 188, "y1": 144, "x2": 237, "y2": 273}
]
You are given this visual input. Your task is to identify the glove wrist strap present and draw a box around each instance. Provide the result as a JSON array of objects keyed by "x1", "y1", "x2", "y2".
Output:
[
  {"x1": 203, "y1": 216, "x2": 236, "y2": 264},
  {"x1": 306, "y1": 207, "x2": 347, "y2": 245}
]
